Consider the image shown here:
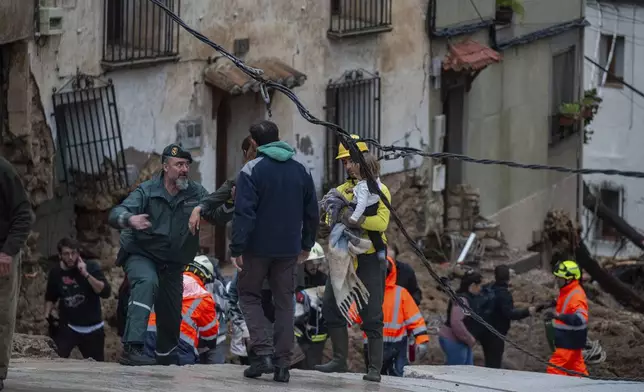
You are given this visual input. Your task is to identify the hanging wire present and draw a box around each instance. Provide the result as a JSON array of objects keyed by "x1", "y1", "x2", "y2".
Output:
[{"x1": 146, "y1": 0, "x2": 644, "y2": 382}]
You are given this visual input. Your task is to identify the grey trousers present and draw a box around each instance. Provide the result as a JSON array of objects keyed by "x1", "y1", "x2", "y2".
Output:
[
  {"x1": 0, "y1": 253, "x2": 21, "y2": 380},
  {"x1": 323, "y1": 252, "x2": 386, "y2": 339},
  {"x1": 237, "y1": 254, "x2": 297, "y2": 368}
]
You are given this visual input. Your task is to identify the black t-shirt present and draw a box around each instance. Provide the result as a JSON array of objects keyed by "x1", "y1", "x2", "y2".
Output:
[{"x1": 45, "y1": 260, "x2": 111, "y2": 327}]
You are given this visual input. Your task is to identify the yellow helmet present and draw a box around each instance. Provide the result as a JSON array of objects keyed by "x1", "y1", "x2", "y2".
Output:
[
  {"x1": 335, "y1": 134, "x2": 369, "y2": 160},
  {"x1": 553, "y1": 260, "x2": 581, "y2": 280}
]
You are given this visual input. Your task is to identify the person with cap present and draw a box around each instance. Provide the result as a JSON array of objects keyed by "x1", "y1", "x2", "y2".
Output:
[
  {"x1": 477, "y1": 265, "x2": 536, "y2": 368},
  {"x1": 315, "y1": 134, "x2": 392, "y2": 383},
  {"x1": 108, "y1": 143, "x2": 208, "y2": 366},
  {"x1": 230, "y1": 120, "x2": 319, "y2": 383},
  {"x1": 544, "y1": 260, "x2": 589, "y2": 376}
]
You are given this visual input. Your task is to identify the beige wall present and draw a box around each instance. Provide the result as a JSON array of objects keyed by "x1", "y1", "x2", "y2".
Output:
[
  {"x1": 27, "y1": 0, "x2": 431, "y2": 193},
  {"x1": 427, "y1": 2, "x2": 584, "y2": 249},
  {"x1": 0, "y1": 0, "x2": 34, "y2": 45}
]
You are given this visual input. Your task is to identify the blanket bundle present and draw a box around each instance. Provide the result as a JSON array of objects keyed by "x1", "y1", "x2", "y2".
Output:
[{"x1": 320, "y1": 189, "x2": 372, "y2": 323}]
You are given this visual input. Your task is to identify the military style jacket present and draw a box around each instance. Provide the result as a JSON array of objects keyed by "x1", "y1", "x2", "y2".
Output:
[{"x1": 108, "y1": 174, "x2": 208, "y2": 265}]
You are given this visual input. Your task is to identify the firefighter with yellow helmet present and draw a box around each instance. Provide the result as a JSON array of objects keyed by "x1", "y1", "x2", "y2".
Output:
[
  {"x1": 544, "y1": 260, "x2": 589, "y2": 376},
  {"x1": 315, "y1": 134, "x2": 391, "y2": 383}
]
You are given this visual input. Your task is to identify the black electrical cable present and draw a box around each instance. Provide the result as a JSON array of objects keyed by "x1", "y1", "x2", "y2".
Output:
[{"x1": 146, "y1": 0, "x2": 644, "y2": 382}]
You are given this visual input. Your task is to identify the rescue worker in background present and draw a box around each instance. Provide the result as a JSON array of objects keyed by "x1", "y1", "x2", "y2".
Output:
[
  {"x1": 544, "y1": 260, "x2": 589, "y2": 376},
  {"x1": 45, "y1": 238, "x2": 111, "y2": 361},
  {"x1": 315, "y1": 135, "x2": 392, "y2": 383},
  {"x1": 108, "y1": 144, "x2": 208, "y2": 366},
  {"x1": 0, "y1": 156, "x2": 34, "y2": 392},
  {"x1": 230, "y1": 121, "x2": 319, "y2": 383},
  {"x1": 144, "y1": 256, "x2": 219, "y2": 365},
  {"x1": 350, "y1": 257, "x2": 429, "y2": 377},
  {"x1": 438, "y1": 271, "x2": 481, "y2": 365},
  {"x1": 478, "y1": 265, "x2": 535, "y2": 368},
  {"x1": 387, "y1": 244, "x2": 422, "y2": 306}
]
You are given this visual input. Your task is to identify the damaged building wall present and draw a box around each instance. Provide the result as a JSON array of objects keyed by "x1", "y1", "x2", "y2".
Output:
[{"x1": 28, "y1": 0, "x2": 430, "y2": 197}]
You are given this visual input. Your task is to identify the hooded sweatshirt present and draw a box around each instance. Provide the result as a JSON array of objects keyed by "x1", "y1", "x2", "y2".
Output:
[{"x1": 230, "y1": 141, "x2": 319, "y2": 258}]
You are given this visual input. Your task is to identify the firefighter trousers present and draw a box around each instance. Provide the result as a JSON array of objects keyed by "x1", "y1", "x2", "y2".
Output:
[
  {"x1": 0, "y1": 253, "x2": 20, "y2": 380},
  {"x1": 123, "y1": 255, "x2": 183, "y2": 357},
  {"x1": 547, "y1": 347, "x2": 588, "y2": 376},
  {"x1": 323, "y1": 252, "x2": 386, "y2": 339}
]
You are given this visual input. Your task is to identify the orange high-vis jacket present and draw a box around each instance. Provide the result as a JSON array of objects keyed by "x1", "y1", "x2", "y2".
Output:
[
  {"x1": 147, "y1": 272, "x2": 219, "y2": 353},
  {"x1": 350, "y1": 257, "x2": 429, "y2": 345},
  {"x1": 552, "y1": 279, "x2": 588, "y2": 350}
]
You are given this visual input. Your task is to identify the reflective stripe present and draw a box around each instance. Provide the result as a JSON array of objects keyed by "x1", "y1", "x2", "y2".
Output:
[
  {"x1": 130, "y1": 301, "x2": 152, "y2": 312},
  {"x1": 155, "y1": 345, "x2": 178, "y2": 356},
  {"x1": 412, "y1": 326, "x2": 427, "y2": 335},
  {"x1": 199, "y1": 318, "x2": 219, "y2": 334},
  {"x1": 311, "y1": 334, "x2": 328, "y2": 343},
  {"x1": 383, "y1": 287, "x2": 403, "y2": 330},
  {"x1": 181, "y1": 298, "x2": 203, "y2": 330},
  {"x1": 554, "y1": 288, "x2": 588, "y2": 331},
  {"x1": 404, "y1": 313, "x2": 422, "y2": 326},
  {"x1": 222, "y1": 204, "x2": 234, "y2": 213},
  {"x1": 200, "y1": 334, "x2": 218, "y2": 341},
  {"x1": 180, "y1": 332, "x2": 199, "y2": 355}
]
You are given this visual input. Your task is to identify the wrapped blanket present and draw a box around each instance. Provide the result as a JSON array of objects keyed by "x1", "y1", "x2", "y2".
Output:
[{"x1": 320, "y1": 189, "x2": 372, "y2": 323}]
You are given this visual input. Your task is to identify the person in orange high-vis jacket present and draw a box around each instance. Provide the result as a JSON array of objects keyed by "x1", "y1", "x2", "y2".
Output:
[
  {"x1": 349, "y1": 257, "x2": 429, "y2": 377},
  {"x1": 545, "y1": 260, "x2": 589, "y2": 377},
  {"x1": 144, "y1": 257, "x2": 219, "y2": 365}
]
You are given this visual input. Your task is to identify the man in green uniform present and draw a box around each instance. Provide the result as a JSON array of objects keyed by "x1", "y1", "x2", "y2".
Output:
[{"x1": 108, "y1": 144, "x2": 208, "y2": 366}]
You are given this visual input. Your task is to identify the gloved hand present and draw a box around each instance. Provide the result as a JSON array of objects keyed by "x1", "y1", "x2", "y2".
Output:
[
  {"x1": 415, "y1": 342, "x2": 429, "y2": 361},
  {"x1": 543, "y1": 310, "x2": 557, "y2": 321}
]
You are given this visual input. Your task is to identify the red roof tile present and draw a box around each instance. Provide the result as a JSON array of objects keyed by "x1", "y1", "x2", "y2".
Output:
[{"x1": 443, "y1": 39, "x2": 502, "y2": 72}]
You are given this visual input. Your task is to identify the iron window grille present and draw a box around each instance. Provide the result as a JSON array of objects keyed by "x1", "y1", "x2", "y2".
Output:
[
  {"x1": 103, "y1": 0, "x2": 180, "y2": 67},
  {"x1": 52, "y1": 74, "x2": 129, "y2": 195},
  {"x1": 328, "y1": 0, "x2": 393, "y2": 39},
  {"x1": 324, "y1": 69, "x2": 382, "y2": 190},
  {"x1": 550, "y1": 47, "x2": 578, "y2": 145}
]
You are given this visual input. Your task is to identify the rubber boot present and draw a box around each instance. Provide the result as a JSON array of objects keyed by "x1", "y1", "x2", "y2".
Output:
[
  {"x1": 243, "y1": 353, "x2": 273, "y2": 379},
  {"x1": 363, "y1": 337, "x2": 383, "y2": 382},
  {"x1": 314, "y1": 328, "x2": 349, "y2": 373},
  {"x1": 0, "y1": 378, "x2": 4, "y2": 391}
]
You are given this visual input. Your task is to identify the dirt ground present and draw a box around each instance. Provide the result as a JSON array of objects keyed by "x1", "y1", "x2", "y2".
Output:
[{"x1": 13, "y1": 172, "x2": 644, "y2": 378}]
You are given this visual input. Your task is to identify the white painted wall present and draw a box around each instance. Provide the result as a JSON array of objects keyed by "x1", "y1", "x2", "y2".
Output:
[
  {"x1": 583, "y1": 1, "x2": 644, "y2": 258},
  {"x1": 28, "y1": 0, "x2": 430, "y2": 194}
]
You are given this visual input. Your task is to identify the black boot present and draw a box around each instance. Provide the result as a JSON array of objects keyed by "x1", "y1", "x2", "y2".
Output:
[
  {"x1": 314, "y1": 328, "x2": 349, "y2": 373},
  {"x1": 0, "y1": 378, "x2": 4, "y2": 391},
  {"x1": 363, "y1": 337, "x2": 383, "y2": 382},
  {"x1": 273, "y1": 367, "x2": 290, "y2": 383},
  {"x1": 243, "y1": 353, "x2": 273, "y2": 379},
  {"x1": 119, "y1": 344, "x2": 157, "y2": 366}
]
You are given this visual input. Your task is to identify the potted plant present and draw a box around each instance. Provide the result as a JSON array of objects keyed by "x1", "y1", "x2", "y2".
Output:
[
  {"x1": 496, "y1": 0, "x2": 525, "y2": 24},
  {"x1": 495, "y1": 0, "x2": 525, "y2": 24},
  {"x1": 581, "y1": 88, "x2": 602, "y2": 119},
  {"x1": 559, "y1": 102, "x2": 581, "y2": 126}
]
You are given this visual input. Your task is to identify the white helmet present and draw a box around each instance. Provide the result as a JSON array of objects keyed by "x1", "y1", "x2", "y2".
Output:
[
  {"x1": 307, "y1": 242, "x2": 325, "y2": 262},
  {"x1": 186, "y1": 255, "x2": 215, "y2": 284}
]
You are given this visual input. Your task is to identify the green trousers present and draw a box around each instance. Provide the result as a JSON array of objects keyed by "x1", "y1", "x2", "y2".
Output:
[
  {"x1": 123, "y1": 255, "x2": 183, "y2": 357},
  {"x1": 0, "y1": 253, "x2": 20, "y2": 380}
]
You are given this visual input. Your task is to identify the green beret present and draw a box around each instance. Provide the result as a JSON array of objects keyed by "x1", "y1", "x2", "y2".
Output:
[{"x1": 162, "y1": 144, "x2": 192, "y2": 163}]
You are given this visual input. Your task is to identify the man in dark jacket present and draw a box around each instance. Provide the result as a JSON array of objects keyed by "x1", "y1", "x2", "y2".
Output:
[
  {"x1": 0, "y1": 156, "x2": 33, "y2": 391},
  {"x1": 45, "y1": 238, "x2": 111, "y2": 361},
  {"x1": 480, "y1": 265, "x2": 535, "y2": 368},
  {"x1": 388, "y1": 244, "x2": 422, "y2": 305},
  {"x1": 230, "y1": 120, "x2": 319, "y2": 383},
  {"x1": 108, "y1": 144, "x2": 208, "y2": 366}
]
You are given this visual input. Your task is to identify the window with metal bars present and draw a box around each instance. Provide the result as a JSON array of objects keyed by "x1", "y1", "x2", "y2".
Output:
[
  {"x1": 103, "y1": 0, "x2": 180, "y2": 67},
  {"x1": 550, "y1": 46, "x2": 578, "y2": 145},
  {"x1": 328, "y1": 0, "x2": 393, "y2": 39},
  {"x1": 52, "y1": 74, "x2": 129, "y2": 195},
  {"x1": 324, "y1": 69, "x2": 381, "y2": 190}
]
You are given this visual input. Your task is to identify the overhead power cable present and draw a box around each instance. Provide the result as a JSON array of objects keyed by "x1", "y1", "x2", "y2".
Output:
[
  {"x1": 146, "y1": 0, "x2": 644, "y2": 382},
  {"x1": 585, "y1": 55, "x2": 644, "y2": 100}
]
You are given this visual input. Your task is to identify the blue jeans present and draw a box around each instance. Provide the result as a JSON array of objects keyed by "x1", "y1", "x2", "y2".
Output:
[{"x1": 439, "y1": 336, "x2": 473, "y2": 365}]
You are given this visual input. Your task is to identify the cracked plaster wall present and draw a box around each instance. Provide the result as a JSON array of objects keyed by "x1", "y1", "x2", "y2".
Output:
[{"x1": 27, "y1": 0, "x2": 430, "y2": 194}]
